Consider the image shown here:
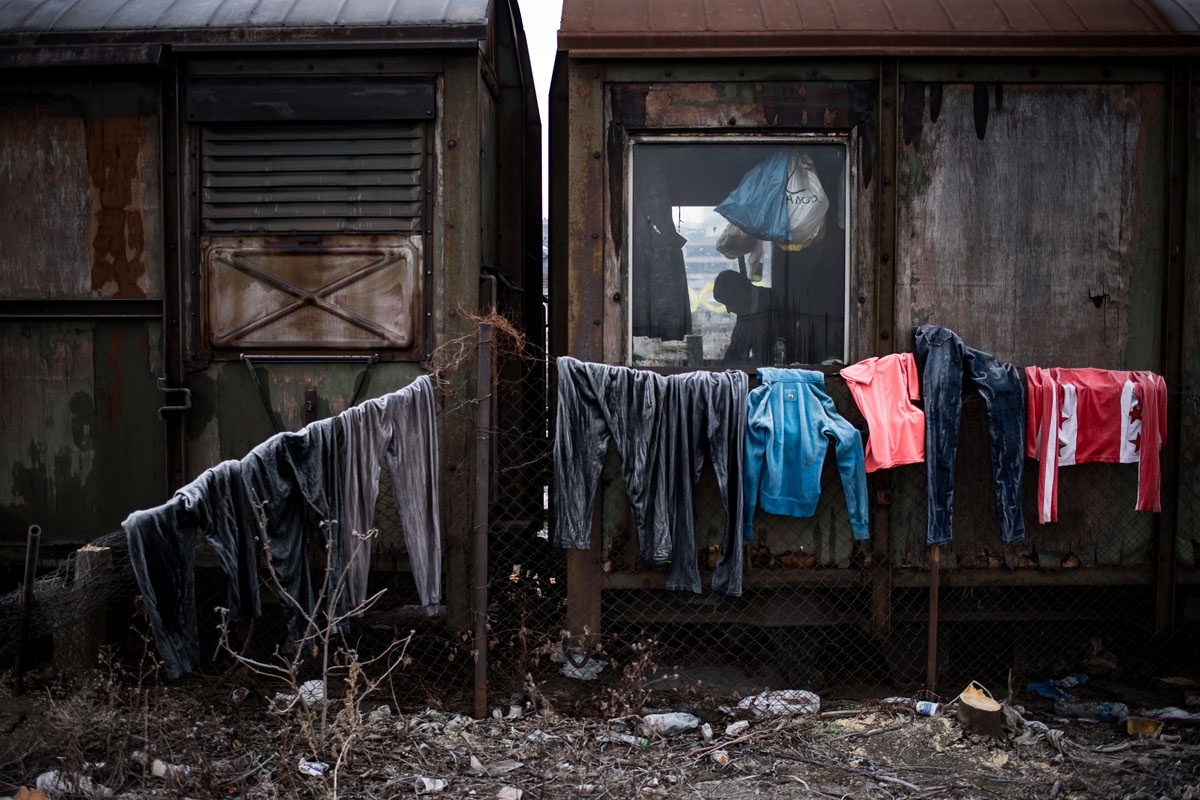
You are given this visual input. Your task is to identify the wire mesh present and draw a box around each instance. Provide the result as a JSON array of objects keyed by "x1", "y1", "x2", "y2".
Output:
[
  {"x1": 485, "y1": 339, "x2": 1200, "y2": 713},
  {"x1": 8, "y1": 321, "x2": 1200, "y2": 717}
]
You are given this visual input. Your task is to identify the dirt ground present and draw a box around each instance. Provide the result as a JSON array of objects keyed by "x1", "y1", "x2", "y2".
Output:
[{"x1": 3, "y1": 659, "x2": 1200, "y2": 800}]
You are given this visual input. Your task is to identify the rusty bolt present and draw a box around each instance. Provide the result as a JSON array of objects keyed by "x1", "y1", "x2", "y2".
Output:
[
  {"x1": 448, "y1": 140, "x2": 456, "y2": 148},
  {"x1": 591, "y1": 233, "x2": 599, "y2": 239},
  {"x1": 612, "y1": 292, "x2": 621, "y2": 302},
  {"x1": 728, "y1": 117, "x2": 737, "y2": 126},
  {"x1": 593, "y1": 319, "x2": 601, "y2": 326},
  {"x1": 881, "y1": 253, "x2": 890, "y2": 263},
  {"x1": 881, "y1": 331, "x2": 890, "y2": 340},
  {"x1": 593, "y1": 151, "x2": 601, "y2": 159}
]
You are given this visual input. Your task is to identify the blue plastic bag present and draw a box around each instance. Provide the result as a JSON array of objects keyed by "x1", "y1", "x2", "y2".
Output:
[{"x1": 714, "y1": 151, "x2": 828, "y2": 246}]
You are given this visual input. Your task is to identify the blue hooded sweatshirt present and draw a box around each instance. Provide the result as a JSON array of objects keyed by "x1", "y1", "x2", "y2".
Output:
[{"x1": 743, "y1": 368, "x2": 869, "y2": 540}]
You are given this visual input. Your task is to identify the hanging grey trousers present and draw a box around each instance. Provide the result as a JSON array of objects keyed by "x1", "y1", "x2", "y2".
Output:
[
  {"x1": 553, "y1": 357, "x2": 748, "y2": 596},
  {"x1": 124, "y1": 459, "x2": 257, "y2": 679},
  {"x1": 339, "y1": 375, "x2": 441, "y2": 614},
  {"x1": 240, "y1": 416, "x2": 344, "y2": 646}
]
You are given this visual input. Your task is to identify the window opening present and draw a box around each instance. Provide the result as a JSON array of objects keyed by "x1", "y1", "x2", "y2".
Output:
[{"x1": 629, "y1": 138, "x2": 849, "y2": 368}]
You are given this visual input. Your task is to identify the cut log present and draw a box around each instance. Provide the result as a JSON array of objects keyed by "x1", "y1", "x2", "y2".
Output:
[
  {"x1": 956, "y1": 692, "x2": 1005, "y2": 739},
  {"x1": 53, "y1": 545, "x2": 112, "y2": 672}
]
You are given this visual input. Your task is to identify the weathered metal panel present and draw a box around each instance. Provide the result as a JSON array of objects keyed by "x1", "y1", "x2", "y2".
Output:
[
  {"x1": 558, "y1": 0, "x2": 1200, "y2": 56},
  {"x1": 897, "y1": 82, "x2": 1166, "y2": 369},
  {"x1": 0, "y1": 0, "x2": 490, "y2": 32},
  {"x1": 0, "y1": 81, "x2": 161, "y2": 300},
  {"x1": 201, "y1": 238, "x2": 421, "y2": 351},
  {"x1": 183, "y1": 361, "x2": 424, "y2": 474},
  {"x1": 185, "y1": 79, "x2": 436, "y2": 123},
  {"x1": 1178, "y1": 76, "x2": 1200, "y2": 571},
  {"x1": 199, "y1": 123, "x2": 426, "y2": 234},
  {"x1": 0, "y1": 321, "x2": 166, "y2": 545}
]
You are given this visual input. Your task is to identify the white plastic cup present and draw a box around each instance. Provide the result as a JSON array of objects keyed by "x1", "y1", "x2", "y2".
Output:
[{"x1": 915, "y1": 700, "x2": 941, "y2": 716}]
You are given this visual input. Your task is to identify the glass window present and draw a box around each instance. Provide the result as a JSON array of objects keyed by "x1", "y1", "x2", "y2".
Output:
[{"x1": 629, "y1": 139, "x2": 849, "y2": 367}]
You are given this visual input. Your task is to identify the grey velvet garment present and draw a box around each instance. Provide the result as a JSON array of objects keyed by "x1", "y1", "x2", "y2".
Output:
[
  {"x1": 123, "y1": 460, "x2": 257, "y2": 679},
  {"x1": 661, "y1": 369, "x2": 748, "y2": 597},
  {"x1": 240, "y1": 416, "x2": 343, "y2": 646},
  {"x1": 553, "y1": 357, "x2": 748, "y2": 596},
  {"x1": 339, "y1": 375, "x2": 441, "y2": 614}
]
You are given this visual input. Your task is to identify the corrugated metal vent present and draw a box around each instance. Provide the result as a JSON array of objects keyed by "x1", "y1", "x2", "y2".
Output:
[{"x1": 200, "y1": 123, "x2": 425, "y2": 235}]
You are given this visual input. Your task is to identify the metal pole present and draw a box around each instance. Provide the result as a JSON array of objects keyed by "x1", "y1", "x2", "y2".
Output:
[
  {"x1": 926, "y1": 543, "x2": 940, "y2": 692},
  {"x1": 473, "y1": 323, "x2": 493, "y2": 719},
  {"x1": 14, "y1": 524, "x2": 42, "y2": 695}
]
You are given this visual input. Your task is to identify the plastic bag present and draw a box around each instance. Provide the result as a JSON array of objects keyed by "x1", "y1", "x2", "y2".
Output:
[{"x1": 714, "y1": 151, "x2": 829, "y2": 247}]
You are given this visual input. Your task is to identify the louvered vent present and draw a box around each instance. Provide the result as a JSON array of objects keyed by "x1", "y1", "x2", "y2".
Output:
[{"x1": 201, "y1": 123, "x2": 425, "y2": 234}]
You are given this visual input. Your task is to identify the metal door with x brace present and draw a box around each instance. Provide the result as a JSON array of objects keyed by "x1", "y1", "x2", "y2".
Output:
[{"x1": 175, "y1": 77, "x2": 434, "y2": 479}]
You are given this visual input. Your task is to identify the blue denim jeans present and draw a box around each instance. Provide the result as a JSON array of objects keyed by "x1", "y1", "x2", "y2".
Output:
[{"x1": 913, "y1": 326, "x2": 1026, "y2": 545}]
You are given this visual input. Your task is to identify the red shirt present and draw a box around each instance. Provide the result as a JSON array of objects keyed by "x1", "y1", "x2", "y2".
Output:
[
  {"x1": 840, "y1": 353, "x2": 925, "y2": 473},
  {"x1": 1025, "y1": 367, "x2": 1166, "y2": 524}
]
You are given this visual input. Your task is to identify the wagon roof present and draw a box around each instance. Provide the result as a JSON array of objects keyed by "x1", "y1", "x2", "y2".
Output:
[
  {"x1": 0, "y1": 0, "x2": 490, "y2": 45},
  {"x1": 559, "y1": 0, "x2": 1200, "y2": 57}
]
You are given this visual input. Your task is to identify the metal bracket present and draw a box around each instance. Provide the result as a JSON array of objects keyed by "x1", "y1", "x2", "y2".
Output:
[{"x1": 156, "y1": 377, "x2": 192, "y2": 420}]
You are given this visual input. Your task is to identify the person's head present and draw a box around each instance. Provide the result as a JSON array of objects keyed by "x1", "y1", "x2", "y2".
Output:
[{"x1": 712, "y1": 269, "x2": 754, "y2": 314}]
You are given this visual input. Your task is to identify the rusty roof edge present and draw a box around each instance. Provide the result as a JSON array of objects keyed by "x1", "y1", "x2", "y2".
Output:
[
  {"x1": 557, "y1": 30, "x2": 1200, "y2": 58},
  {"x1": 0, "y1": 22, "x2": 490, "y2": 49}
]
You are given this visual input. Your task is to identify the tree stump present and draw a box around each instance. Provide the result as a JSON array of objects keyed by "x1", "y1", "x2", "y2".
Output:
[
  {"x1": 956, "y1": 692, "x2": 1005, "y2": 739},
  {"x1": 53, "y1": 545, "x2": 112, "y2": 672}
]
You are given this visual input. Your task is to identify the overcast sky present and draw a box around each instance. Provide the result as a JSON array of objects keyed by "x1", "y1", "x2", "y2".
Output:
[{"x1": 517, "y1": 0, "x2": 564, "y2": 219}]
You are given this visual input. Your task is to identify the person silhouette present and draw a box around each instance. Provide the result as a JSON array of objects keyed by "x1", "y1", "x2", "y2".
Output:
[{"x1": 711, "y1": 270, "x2": 785, "y2": 365}]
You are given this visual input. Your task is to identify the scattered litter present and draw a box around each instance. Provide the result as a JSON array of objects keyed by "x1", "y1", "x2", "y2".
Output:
[
  {"x1": 415, "y1": 777, "x2": 446, "y2": 794},
  {"x1": 272, "y1": 679, "x2": 326, "y2": 711},
  {"x1": 497, "y1": 786, "x2": 523, "y2": 800},
  {"x1": 36, "y1": 770, "x2": 113, "y2": 797},
  {"x1": 507, "y1": 704, "x2": 525, "y2": 719},
  {"x1": 297, "y1": 758, "x2": 328, "y2": 777},
  {"x1": 230, "y1": 687, "x2": 248, "y2": 703},
  {"x1": 151, "y1": 758, "x2": 191, "y2": 781},
  {"x1": 552, "y1": 644, "x2": 607, "y2": 681},
  {"x1": 526, "y1": 730, "x2": 559, "y2": 742},
  {"x1": 445, "y1": 715, "x2": 476, "y2": 734},
  {"x1": 700, "y1": 722, "x2": 713, "y2": 741},
  {"x1": 1125, "y1": 716, "x2": 1164, "y2": 738},
  {"x1": 710, "y1": 749, "x2": 730, "y2": 765},
  {"x1": 736, "y1": 690, "x2": 820, "y2": 718},
  {"x1": 1142, "y1": 706, "x2": 1200, "y2": 722},
  {"x1": 12, "y1": 787, "x2": 49, "y2": 800},
  {"x1": 1051, "y1": 701, "x2": 1128, "y2": 723},
  {"x1": 367, "y1": 705, "x2": 392, "y2": 724},
  {"x1": 915, "y1": 700, "x2": 941, "y2": 717},
  {"x1": 725, "y1": 720, "x2": 751, "y2": 737},
  {"x1": 641, "y1": 712, "x2": 701, "y2": 736},
  {"x1": 1025, "y1": 673, "x2": 1087, "y2": 702},
  {"x1": 597, "y1": 731, "x2": 649, "y2": 746},
  {"x1": 469, "y1": 755, "x2": 523, "y2": 776}
]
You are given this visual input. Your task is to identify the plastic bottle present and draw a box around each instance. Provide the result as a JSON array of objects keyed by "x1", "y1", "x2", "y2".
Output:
[
  {"x1": 1051, "y1": 701, "x2": 1129, "y2": 722},
  {"x1": 597, "y1": 731, "x2": 650, "y2": 746},
  {"x1": 641, "y1": 712, "x2": 702, "y2": 736}
]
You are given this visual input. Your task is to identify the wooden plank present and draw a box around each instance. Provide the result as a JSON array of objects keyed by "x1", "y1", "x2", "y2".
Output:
[{"x1": 896, "y1": 83, "x2": 1165, "y2": 369}]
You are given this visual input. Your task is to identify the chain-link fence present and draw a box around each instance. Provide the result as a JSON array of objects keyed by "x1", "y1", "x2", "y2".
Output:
[
  {"x1": 485, "y1": 334, "x2": 1200, "y2": 713},
  {"x1": 5, "y1": 318, "x2": 1199, "y2": 717}
]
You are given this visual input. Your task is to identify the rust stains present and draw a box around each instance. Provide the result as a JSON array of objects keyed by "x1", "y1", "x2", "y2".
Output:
[{"x1": 87, "y1": 115, "x2": 146, "y2": 299}]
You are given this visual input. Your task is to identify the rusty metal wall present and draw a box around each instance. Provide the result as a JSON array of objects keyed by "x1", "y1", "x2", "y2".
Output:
[
  {"x1": 0, "y1": 77, "x2": 167, "y2": 552},
  {"x1": 896, "y1": 82, "x2": 1166, "y2": 369},
  {"x1": 0, "y1": 79, "x2": 162, "y2": 300}
]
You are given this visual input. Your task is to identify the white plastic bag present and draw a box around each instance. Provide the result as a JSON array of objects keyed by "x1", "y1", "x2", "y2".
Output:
[{"x1": 784, "y1": 153, "x2": 829, "y2": 247}]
